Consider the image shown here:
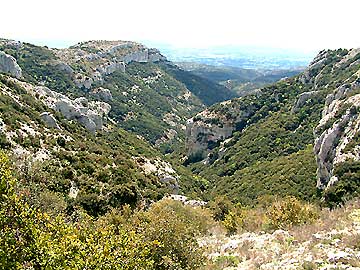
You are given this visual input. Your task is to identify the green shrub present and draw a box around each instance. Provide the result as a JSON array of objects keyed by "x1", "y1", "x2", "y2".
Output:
[
  {"x1": 0, "y1": 151, "x2": 156, "y2": 270},
  {"x1": 222, "y1": 210, "x2": 243, "y2": 235},
  {"x1": 213, "y1": 255, "x2": 240, "y2": 269},
  {"x1": 132, "y1": 199, "x2": 211, "y2": 270},
  {"x1": 208, "y1": 195, "x2": 234, "y2": 221},
  {"x1": 265, "y1": 196, "x2": 319, "y2": 229}
]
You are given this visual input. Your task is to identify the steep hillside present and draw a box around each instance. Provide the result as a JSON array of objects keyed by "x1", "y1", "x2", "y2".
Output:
[
  {"x1": 185, "y1": 48, "x2": 360, "y2": 205},
  {"x1": 0, "y1": 39, "x2": 236, "y2": 147},
  {"x1": 0, "y1": 39, "x2": 236, "y2": 220}
]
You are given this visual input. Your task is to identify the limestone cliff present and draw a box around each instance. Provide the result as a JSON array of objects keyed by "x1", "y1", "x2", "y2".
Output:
[
  {"x1": 313, "y1": 49, "x2": 360, "y2": 189},
  {"x1": 185, "y1": 99, "x2": 256, "y2": 161},
  {"x1": 10, "y1": 78, "x2": 112, "y2": 133}
]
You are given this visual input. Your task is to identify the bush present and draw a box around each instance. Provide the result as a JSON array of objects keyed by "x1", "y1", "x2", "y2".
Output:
[
  {"x1": 222, "y1": 210, "x2": 243, "y2": 235},
  {"x1": 0, "y1": 151, "x2": 155, "y2": 270},
  {"x1": 208, "y1": 195, "x2": 234, "y2": 221},
  {"x1": 265, "y1": 196, "x2": 319, "y2": 229},
  {"x1": 132, "y1": 199, "x2": 212, "y2": 270}
]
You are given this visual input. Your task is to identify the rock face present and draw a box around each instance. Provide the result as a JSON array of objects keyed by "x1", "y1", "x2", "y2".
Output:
[
  {"x1": 314, "y1": 84, "x2": 360, "y2": 189},
  {"x1": 0, "y1": 51, "x2": 22, "y2": 78},
  {"x1": 313, "y1": 49, "x2": 360, "y2": 189},
  {"x1": 185, "y1": 100, "x2": 255, "y2": 160},
  {"x1": 292, "y1": 91, "x2": 318, "y2": 112},
  {"x1": 133, "y1": 156, "x2": 179, "y2": 193},
  {"x1": 299, "y1": 49, "x2": 330, "y2": 86},
  {"x1": 30, "y1": 85, "x2": 111, "y2": 133}
]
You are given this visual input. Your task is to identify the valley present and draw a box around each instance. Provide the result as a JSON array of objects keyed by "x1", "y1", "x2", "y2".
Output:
[{"x1": 0, "y1": 38, "x2": 359, "y2": 269}]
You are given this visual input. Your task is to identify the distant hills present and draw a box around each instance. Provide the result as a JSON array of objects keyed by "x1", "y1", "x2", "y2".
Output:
[
  {"x1": 176, "y1": 62, "x2": 302, "y2": 96},
  {"x1": 145, "y1": 43, "x2": 315, "y2": 70}
]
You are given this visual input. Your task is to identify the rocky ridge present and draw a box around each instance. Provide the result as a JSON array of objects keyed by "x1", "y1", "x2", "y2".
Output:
[
  {"x1": 311, "y1": 49, "x2": 360, "y2": 189},
  {"x1": 54, "y1": 40, "x2": 166, "y2": 90},
  {"x1": 12, "y1": 78, "x2": 111, "y2": 133}
]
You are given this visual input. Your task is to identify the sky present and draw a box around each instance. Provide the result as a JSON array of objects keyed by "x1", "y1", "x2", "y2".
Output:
[{"x1": 0, "y1": 0, "x2": 359, "y2": 52}]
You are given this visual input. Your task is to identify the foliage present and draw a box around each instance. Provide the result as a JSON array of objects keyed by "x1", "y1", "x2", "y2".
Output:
[
  {"x1": 204, "y1": 255, "x2": 240, "y2": 270},
  {"x1": 222, "y1": 210, "x2": 243, "y2": 235},
  {"x1": 132, "y1": 199, "x2": 212, "y2": 270},
  {"x1": 207, "y1": 146, "x2": 319, "y2": 206},
  {"x1": 324, "y1": 161, "x2": 360, "y2": 208},
  {"x1": 265, "y1": 196, "x2": 319, "y2": 229},
  {"x1": 0, "y1": 152, "x2": 212, "y2": 270},
  {"x1": 208, "y1": 195, "x2": 234, "y2": 221}
]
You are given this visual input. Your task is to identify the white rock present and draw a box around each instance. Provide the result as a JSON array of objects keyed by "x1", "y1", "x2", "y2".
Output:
[{"x1": 0, "y1": 51, "x2": 22, "y2": 78}]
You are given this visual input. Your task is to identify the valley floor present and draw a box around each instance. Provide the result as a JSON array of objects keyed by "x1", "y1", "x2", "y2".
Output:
[{"x1": 201, "y1": 200, "x2": 360, "y2": 270}]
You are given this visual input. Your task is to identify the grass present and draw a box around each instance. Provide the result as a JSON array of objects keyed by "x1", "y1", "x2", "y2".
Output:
[{"x1": 200, "y1": 199, "x2": 360, "y2": 269}]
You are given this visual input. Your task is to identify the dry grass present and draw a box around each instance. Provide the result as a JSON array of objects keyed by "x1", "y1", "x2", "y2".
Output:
[
  {"x1": 200, "y1": 198, "x2": 360, "y2": 270},
  {"x1": 289, "y1": 199, "x2": 360, "y2": 243}
]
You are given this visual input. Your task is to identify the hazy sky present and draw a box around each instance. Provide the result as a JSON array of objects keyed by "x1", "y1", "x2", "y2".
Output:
[{"x1": 1, "y1": 0, "x2": 359, "y2": 51}]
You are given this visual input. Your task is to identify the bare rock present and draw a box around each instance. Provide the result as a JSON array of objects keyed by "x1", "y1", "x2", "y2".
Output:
[
  {"x1": 40, "y1": 112, "x2": 60, "y2": 129},
  {"x1": 0, "y1": 51, "x2": 22, "y2": 78},
  {"x1": 55, "y1": 62, "x2": 74, "y2": 75},
  {"x1": 185, "y1": 100, "x2": 255, "y2": 160},
  {"x1": 292, "y1": 91, "x2": 318, "y2": 112},
  {"x1": 32, "y1": 86, "x2": 111, "y2": 133}
]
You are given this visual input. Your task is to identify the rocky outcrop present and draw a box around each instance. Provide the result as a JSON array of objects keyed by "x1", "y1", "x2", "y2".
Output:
[
  {"x1": 40, "y1": 112, "x2": 60, "y2": 129},
  {"x1": 292, "y1": 91, "x2": 318, "y2": 112},
  {"x1": 97, "y1": 62, "x2": 125, "y2": 75},
  {"x1": 54, "y1": 40, "x2": 166, "y2": 90},
  {"x1": 30, "y1": 85, "x2": 111, "y2": 133},
  {"x1": 0, "y1": 51, "x2": 22, "y2": 78},
  {"x1": 299, "y1": 50, "x2": 330, "y2": 85},
  {"x1": 133, "y1": 156, "x2": 179, "y2": 193},
  {"x1": 90, "y1": 87, "x2": 113, "y2": 101},
  {"x1": 186, "y1": 116, "x2": 235, "y2": 159},
  {"x1": 74, "y1": 73, "x2": 94, "y2": 90},
  {"x1": 168, "y1": 194, "x2": 207, "y2": 206},
  {"x1": 185, "y1": 100, "x2": 255, "y2": 160},
  {"x1": 55, "y1": 62, "x2": 74, "y2": 75},
  {"x1": 314, "y1": 77, "x2": 360, "y2": 189}
]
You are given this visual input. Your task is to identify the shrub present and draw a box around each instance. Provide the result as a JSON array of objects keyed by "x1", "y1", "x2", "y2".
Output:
[
  {"x1": 132, "y1": 199, "x2": 211, "y2": 270},
  {"x1": 208, "y1": 195, "x2": 234, "y2": 221},
  {"x1": 222, "y1": 210, "x2": 243, "y2": 235},
  {"x1": 265, "y1": 196, "x2": 319, "y2": 229},
  {"x1": 212, "y1": 255, "x2": 240, "y2": 269},
  {"x1": 0, "y1": 151, "x2": 155, "y2": 270}
]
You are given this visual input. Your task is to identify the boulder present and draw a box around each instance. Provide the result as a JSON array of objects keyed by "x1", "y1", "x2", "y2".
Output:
[
  {"x1": 55, "y1": 62, "x2": 74, "y2": 75},
  {"x1": 0, "y1": 51, "x2": 22, "y2": 78},
  {"x1": 292, "y1": 91, "x2": 318, "y2": 112},
  {"x1": 40, "y1": 112, "x2": 60, "y2": 129}
]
